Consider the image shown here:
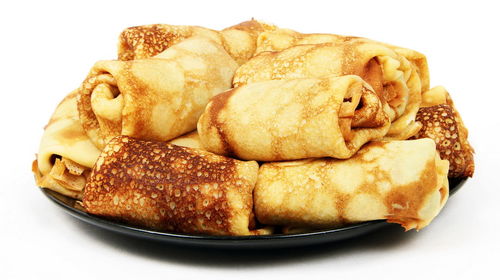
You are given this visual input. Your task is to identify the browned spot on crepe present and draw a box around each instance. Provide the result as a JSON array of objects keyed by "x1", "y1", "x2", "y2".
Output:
[
  {"x1": 384, "y1": 159, "x2": 436, "y2": 227},
  {"x1": 335, "y1": 193, "x2": 351, "y2": 224},
  {"x1": 413, "y1": 104, "x2": 474, "y2": 177},
  {"x1": 120, "y1": 62, "x2": 154, "y2": 139},
  {"x1": 361, "y1": 58, "x2": 384, "y2": 97},
  {"x1": 207, "y1": 89, "x2": 237, "y2": 157},
  {"x1": 118, "y1": 25, "x2": 189, "y2": 61}
]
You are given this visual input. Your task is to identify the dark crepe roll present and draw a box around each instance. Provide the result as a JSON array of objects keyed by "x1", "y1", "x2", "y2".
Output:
[
  {"x1": 413, "y1": 104, "x2": 474, "y2": 178},
  {"x1": 83, "y1": 136, "x2": 269, "y2": 235}
]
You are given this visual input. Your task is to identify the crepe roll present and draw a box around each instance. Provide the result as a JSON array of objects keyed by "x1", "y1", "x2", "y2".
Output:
[
  {"x1": 118, "y1": 20, "x2": 276, "y2": 64},
  {"x1": 255, "y1": 139, "x2": 450, "y2": 231},
  {"x1": 34, "y1": 91, "x2": 101, "y2": 199},
  {"x1": 78, "y1": 36, "x2": 238, "y2": 150},
  {"x1": 254, "y1": 28, "x2": 430, "y2": 139},
  {"x1": 198, "y1": 75, "x2": 390, "y2": 161},
  {"x1": 255, "y1": 28, "x2": 430, "y2": 92},
  {"x1": 83, "y1": 136, "x2": 266, "y2": 236},
  {"x1": 235, "y1": 39, "x2": 423, "y2": 139}
]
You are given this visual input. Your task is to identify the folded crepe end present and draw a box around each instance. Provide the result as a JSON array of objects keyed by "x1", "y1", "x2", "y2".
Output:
[
  {"x1": 386, "y1": 156, "x2": 449, "y2": 231},
  {"x1": 352, "y1": 85, "x2": 389, "y2": 128},
  {"x1": 33, "y1": 157, "x2": 86, "y2": 200},
  {"x1": 414, "y1": 104, "x2": 474, "y2": 178},
  {"x1": 421, "y1": 86, "x2": 449, "y2": 107},
  {"x1": 339, "y1": 81, "x2": 389, "y2": 143}
]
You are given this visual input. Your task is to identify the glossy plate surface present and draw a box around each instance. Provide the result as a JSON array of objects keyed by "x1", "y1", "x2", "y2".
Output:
[{"x1": 41, "y1": 178, "x2": 466, "y2": 249}]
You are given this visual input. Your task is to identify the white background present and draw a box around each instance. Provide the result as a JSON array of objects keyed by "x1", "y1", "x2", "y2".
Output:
[{"x1": 1, "y1": 0, "x2": 499, "y2": 279}]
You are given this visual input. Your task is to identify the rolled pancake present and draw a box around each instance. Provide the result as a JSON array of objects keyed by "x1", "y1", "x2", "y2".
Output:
[
  {"x1": 255, "y1": 28, "x2": 430, "y2": 92},
  {"x1": 118, "y1": 19, "x2": 276, "y2": 64},
  {"x1": 83, "y1": 136, "x2": 265, "y2": 235},
  {"x1": 413, "y1": 86, "x2": 474, "y2": 177},
  {"x1": 255, "y1": 139, "x2": 449, "y2": 231},
  {"x1": 198, "y1": 75, "x2": 390, "y2": 161},
  {"x1": 235, "y1": 39, "x2": 423, "y2": 139},
  {"x1": 34, "y1": 91, "x2": 101, "y2": 199},
  {"x1": 78, "y1": 36, "x2": 238, "y2": 149}
]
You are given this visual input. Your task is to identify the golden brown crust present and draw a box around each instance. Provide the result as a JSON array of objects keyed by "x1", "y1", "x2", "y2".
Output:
[
  {"x1": 118, "y1": 24, "x2": 220, "y2": 61},
  {"x1": 205, "y1": 89, "x2": 238, "y2": 157},
  {"x1": 413, "y1": 104, "x2": 474, "y2": 177},
  {"x1": 83, "y1": 136, "x2": 259, "y2": 235},
  {"x1": 119, "y1": 25, "x2": 171, "y2": 61}
]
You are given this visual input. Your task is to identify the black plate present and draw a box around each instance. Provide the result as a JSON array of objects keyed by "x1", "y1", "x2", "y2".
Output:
[{"x1": 41, "y1": 178, "x2": 466, "y2": 249}]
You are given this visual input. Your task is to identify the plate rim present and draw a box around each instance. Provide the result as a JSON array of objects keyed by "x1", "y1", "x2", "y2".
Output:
[{"x1": 40, "y1": 177, "x2": 466, "y2": 243}]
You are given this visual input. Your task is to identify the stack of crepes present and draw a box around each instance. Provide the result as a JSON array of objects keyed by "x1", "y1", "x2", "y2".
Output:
[{"x1": 33, "y1": 20, "x2": 474, "y2": 235}]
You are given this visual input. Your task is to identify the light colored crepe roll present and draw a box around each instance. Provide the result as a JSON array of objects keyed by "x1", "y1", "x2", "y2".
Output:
[
  {"x1": 83, "y1": 136, "x2": 267, "y2": 236},
  {"x1": 198, "y1": 75, "x2": 390, "y2": 161},
  {"x1": 414, "y1": 86, "x2": 474, "y2": 177},
  {"x1": 118, "y1": 20, "x2": 276, "y2": 64},
  {"x1": 235, "y1": 38, "x2": 423, "y2": 139},
  {"x1": 254, "y1": 139, "x2": 450, "y2": 231},
  {"x1": 255, "y1": 28, "x2": 430, "y2": 92},
  {"x1": 34, "y1": 91, "x2": 101, "y2": 198},
  {"x1": 78, "y1": 36, "x2": 238, "y2": 150}
]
